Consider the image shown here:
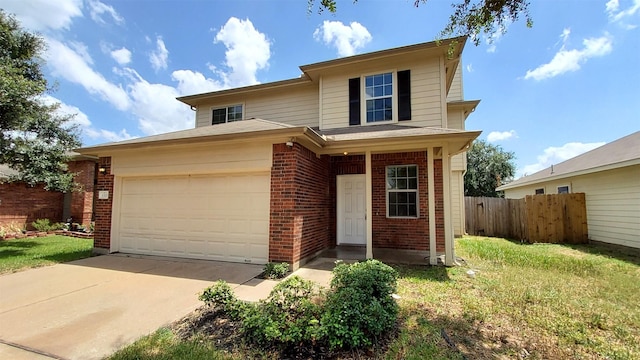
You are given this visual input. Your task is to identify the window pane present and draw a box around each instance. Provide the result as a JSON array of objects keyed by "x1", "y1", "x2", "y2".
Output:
[
  {"x1": 398, "y1": 205, "x2": 407, "y2": 217},
  {"x1": 408, "y1": 166, "x2": 417, "y2": 177},
  {"x1": 365, "y1": 76, "x2": 373, "y2": 86},
  {"x1": 365, "y1": 88, "x2": 374, "y2": 98},
  {"x1": 389, "y1": 205, "x2": 397, "y2": 217},
  {"x1": 408, "y1": 178, "x2": 417, "y2": 189},
  {"x1": 384, "y1": 72, "x2": 392, "y2": 84},
  {"x1": 384, "y1": 84, "x2": 392, "y2": 96},
  {"x1": 397, "y1": 192, "x2": 407, "y2": 203},
  {"x1": 374, "y1": 74, "x2": 383, "y2": 85},
  {"x1": 408, "y1": 192, "x2": 417, "y2": 205},
  {"x1": 212, "y1": 108, "x2": 226, "y2": 125},
  {"x1": 397, "y1": 166, "x2": 407, "y2": 177},
  {"x1": 408, "y1": 204, "x2": 417, "y2": 217},
  {"x1": 367, "y1": 99, "x2": 374, "y2": 110},
  {"x1": 389, "y1": 192, "x2": 397, "y2": 203},
  {"x1": 397, "y1": 179, "x2": 407, "y2": 189}
]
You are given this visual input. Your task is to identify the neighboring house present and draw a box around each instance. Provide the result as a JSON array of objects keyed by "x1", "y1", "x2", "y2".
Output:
[
  {"x1": 0, "y1": 154, "x2": 97, "y2": 231},
  {"x1": 497, "y1": 131, "x2": 640, "y2": 249},
  {"x1": 77, "y1": 37, "x2": 481, "y2": 268}
]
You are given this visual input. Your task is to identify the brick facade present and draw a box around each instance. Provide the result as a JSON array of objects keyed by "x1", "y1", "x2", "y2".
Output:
[
  {"x1": 0, "y1": 183, "x2": 64, "y2": 230},
  {"x1": 93, "y1": 157, "x2": 114, "y2": 250},
  {"x1": 67, "y1": 160, "x2": 96, "y2": 227},
  {"x1": 0, "y1": 159, "x2": 96, "y2": 231},
  {"x1": 328, "y1": 151, "x2": 445, "y2": 252},
  {"x1": 269, "y1": 143, "x2": 331, "y2": 266}
]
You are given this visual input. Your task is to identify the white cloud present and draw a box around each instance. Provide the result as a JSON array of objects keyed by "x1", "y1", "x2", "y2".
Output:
[
  {"x1": 487, "y1": 130, "x2": 517, "y2": 142},
  {"x1": 149, "y1": 37, "x2": 169, "y2": 71},
  {"x1": 524, "y1": 32, "x2": 613, "y2": 81},
  {"x1": 87, "y1": 0, "x2": 124, "y2": 25},
  {"x1": 40, "y1": 95, "x2": 134, "y2": 142},
  {"x1": 466, "y1": 64, "x2": 474, "y2": 73},
  {"x1": 111, "y1": 47, "x2": 132, "y2": 65},
  {"x1": 518, "y1": 142, "x2": 605, "y2": 177},
  {"x1": 214, "y1": 17, "x2": 271, "y2": 87},
  {"x1": 0, "y1": 0, "x2": 83, "y2": 31},
  {"x1": 172, "y1": 70, "x2": 223, "y2": 95},
  {"x1": 313, "y1": 20, "x2": 372, "y2": 57},
  {"x1": 120, "y1": 68, "x2": 194, "y2": 135},
  {"x1": 606, "y1": 0, "x2": 640, "y2": 22},
  {"x1": 45, "y1": 38, "x2": 131, "y2": 111}
]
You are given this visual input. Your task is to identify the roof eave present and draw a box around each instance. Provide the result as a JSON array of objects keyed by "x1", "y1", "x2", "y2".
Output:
[
  {"x1": 497, "y1": 158, "x2": 640, "y2": 191},
  {"x1": 76, "y1": 127, "x2": 320, "y2": 157}
]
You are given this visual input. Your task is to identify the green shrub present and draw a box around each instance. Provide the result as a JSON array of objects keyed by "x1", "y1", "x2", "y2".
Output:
[
  {"x1": 241, "y1": 275, "x2": 324, "y2": 347},
  {"x1": 31, "y1": 219, "x2": 54, "y2": 232},
  {"x1": 263, "y1": 262, "x2": 290, "y2": 279},
  {"x1": 322, "y1": 259, "x2": 399, "y2": 349},
  {"x1": 199, "y1": 280, "x2": 247, "y2": 320}
]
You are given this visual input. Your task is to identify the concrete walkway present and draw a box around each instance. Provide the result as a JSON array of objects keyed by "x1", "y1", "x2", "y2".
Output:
[{"x1": 0, "y1": 255, "x2": 264, "y2": 360}]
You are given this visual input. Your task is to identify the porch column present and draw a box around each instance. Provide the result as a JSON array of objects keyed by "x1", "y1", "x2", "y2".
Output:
[
  {"x1": 365, "y1": 150, "x2": 373, "y2": 259},
  {"x1": 427, "y1": 147, "x2": 437, "y2": 265},
  {"x1": 442, "y1": 145, "x2": 456, "y2": 266}
]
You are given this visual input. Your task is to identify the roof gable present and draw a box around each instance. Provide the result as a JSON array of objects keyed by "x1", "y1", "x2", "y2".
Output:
[{"x1": 498, "y1": 131, "x2": 640, "y2": 190}]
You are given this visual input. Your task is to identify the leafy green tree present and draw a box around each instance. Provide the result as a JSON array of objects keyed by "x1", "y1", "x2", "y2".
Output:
[
  {"x1": 0, "y1": 10, "x2": 81, "y2": 191},
  {"x1": 309, "y1": 0, "x2": 532, "y2": 45},
  {"x1": 465, "y1": 139, "x2": 515, "y2": 197}
]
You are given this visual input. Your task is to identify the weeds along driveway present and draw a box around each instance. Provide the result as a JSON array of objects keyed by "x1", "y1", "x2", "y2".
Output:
[{"x1": 0, "y1": 254, "x2": 263, "y2": 360}]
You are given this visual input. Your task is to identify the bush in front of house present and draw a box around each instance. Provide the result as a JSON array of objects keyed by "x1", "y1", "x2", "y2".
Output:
[
  {"x1": 321, "y1": 259, "x2": 399, "y2": 349},
  {"x1": 262, "y1": 262, "x2": 290, "y2": 279},
  {"x1": 31, "y1": 219, "x2": 65, "y2": 232},
  {"x1": 199, "y1": 259, "x2": 399, "y2": 352}
]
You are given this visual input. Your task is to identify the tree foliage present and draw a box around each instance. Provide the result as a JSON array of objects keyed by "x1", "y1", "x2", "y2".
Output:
[
  {"x1": 0, "y1": 10, "x2": 81, "y2": 191},
  {"x1": 465, "y1": 139, "x2": 515, "y2": 197},
  {"x1": 308, "y1": 0, "x2": 532, "y2": 45}
]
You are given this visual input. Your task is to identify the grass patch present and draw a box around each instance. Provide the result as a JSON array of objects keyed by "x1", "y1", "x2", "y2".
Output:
[
  {"x1": 0, "y1": 235, "x2": 93, "y2": 274},
  {"x1": 108, "y1": 236, "x2": 640, "y2": 359}
]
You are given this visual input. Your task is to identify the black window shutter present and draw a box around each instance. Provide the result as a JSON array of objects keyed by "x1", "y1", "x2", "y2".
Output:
[
  {"x1": 348, "y1": 77, "x2": 360, "y2": 126},
  {"x1": 398, "y1": 70, "x2": 411, "y2": 121}
]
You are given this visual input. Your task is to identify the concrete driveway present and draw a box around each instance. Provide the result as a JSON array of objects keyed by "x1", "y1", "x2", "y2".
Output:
[{"x1": 0, "y1": 254, "x2": 264, "y2": 360}]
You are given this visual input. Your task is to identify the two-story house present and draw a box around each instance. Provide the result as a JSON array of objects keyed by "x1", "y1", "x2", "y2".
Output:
[{"x1": 78, "y1": 37, "x2": 481, "y2": 268}]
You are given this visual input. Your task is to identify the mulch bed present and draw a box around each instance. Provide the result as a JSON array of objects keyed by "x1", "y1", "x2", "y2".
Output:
[{"x1": 170, "y1": 305, "x2": 399, "y2": 359}]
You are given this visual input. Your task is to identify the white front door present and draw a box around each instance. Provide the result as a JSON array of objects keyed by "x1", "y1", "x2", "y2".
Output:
[{"x1": 337, "y1": 174, "x2": 367, "y2": 245}]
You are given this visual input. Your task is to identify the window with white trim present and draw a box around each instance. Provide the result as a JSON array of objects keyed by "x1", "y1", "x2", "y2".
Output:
[
  {"x1": 365, "y1": 73, "x2": 393, "y2": 122},
  {"x1": 386, "y1": 165, "x2": 418, "y2": 218},
  {"x1": 535, "y1": 188, "x2": 544, "y2": 195},
  {"x1": 212, "y1": 104, "x2": 243, "y2": 125},
  {"x1": 557, "y1": 185, "x2": 569, "y2": 194},
  {"x1": 348, "y1": 70, "x2": 411, "y2": 126}
]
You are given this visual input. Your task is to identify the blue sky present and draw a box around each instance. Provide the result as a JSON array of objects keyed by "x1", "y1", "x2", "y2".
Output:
[{"x1": 1, "y1": 0, "x2": 639, "y2": 178}]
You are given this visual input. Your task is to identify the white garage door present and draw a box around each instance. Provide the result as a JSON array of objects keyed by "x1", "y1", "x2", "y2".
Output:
[{"x1": 116, "y1": 173, "x2": 270, "y2": 264}]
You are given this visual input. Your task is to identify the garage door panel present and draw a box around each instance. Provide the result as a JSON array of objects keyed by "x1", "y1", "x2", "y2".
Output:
[{"x1": 117, "y1": 174, "x2": 270, "y2": 264}]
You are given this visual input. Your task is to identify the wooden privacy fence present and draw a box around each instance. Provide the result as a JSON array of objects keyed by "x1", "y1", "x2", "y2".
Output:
[{"x1": 465, "y1": 193, "x2": 588, "y2": 244}]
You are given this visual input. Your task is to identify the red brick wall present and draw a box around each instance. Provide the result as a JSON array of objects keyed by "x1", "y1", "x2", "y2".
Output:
[
  {"x1": 94, "y1": 157, "x2": 114, "y2": 250},
  {"x1": 67, "y1": 160, "x2": 96, "y2": 227},
  {"x1": 269, "y1": 143, "x2": 331, "y2": 264},
  {"x1": 367, "y1": 152, "x2": 445, "y2": 252},
  {"x1": 0, "y1": 183, "x2": 64, "y2": 231}
]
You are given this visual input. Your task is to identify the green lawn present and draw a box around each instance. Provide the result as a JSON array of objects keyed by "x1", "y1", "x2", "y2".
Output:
[
  {"x1": 109, "y1": 237, "x2": 640, "y2": 360},
  {"x1": 0, "y1": 235, "x2": 93, "y2": 274}
]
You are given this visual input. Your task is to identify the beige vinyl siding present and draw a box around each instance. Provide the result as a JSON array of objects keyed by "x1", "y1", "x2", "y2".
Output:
[
  {"x1": 195, "y1": 84, "x2": 319, "y2": 128},
  {"x1": 111, "y1": 142, "x2": 272, "y2": 177},
  {"x1": 450, "y1": 170, "x2": 465, "y2": 236},
  {"x1": 503, "y1": 165, "x2": 640, "y2": 249},
  {"x1": 448, "y1": 109, "x2": 466, "y2": 171},
  {"x1": 320, "y1": 57, "x2": 443, "y2": 130},
  {"x1": 446, "y1": 65, "x2": 463, "y2": 101}
]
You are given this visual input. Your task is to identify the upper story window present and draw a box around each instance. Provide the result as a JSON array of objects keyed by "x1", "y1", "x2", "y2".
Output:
[
  {"x1": 557, "y1": 186, "x2": 569, "y2": 194},
  {"x1": 365, "y1": 73, "x2": 393, "y2": 122},
  {"x1": 349, "y1": 70, "x2": 411, "y2": 126},
  {"x1": 212, "y1": 104, "x2": 243, "y2": 125},
  {"x1": 535, "y1": 188, "x2": 545, "y2": 195}
]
